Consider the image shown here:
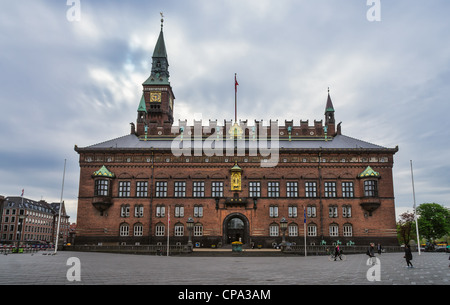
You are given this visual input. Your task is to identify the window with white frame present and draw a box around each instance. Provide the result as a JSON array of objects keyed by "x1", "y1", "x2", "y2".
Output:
[
  {"x1": 343, "y1": 224, "x2": 353, "y2": 237},
  {"x1": 343, "y1": 205, "x2": 352, "y2": 218},
  {"x1": 134, "y1": 205, "x2": 144, "y2": 217},
  {"x1": 194, "y1": 205, "x2": 203, "y2": 218},
  {"x1": 136, "y1": 181, "x2": 148, "y2": 197},
  {"x1": 329, "y1": 224, "x2": 339, "y2": 236},
  {"x1": 194, "y1": 223, "x2": 203, "y2": 236},
  {"x1": 175, "y1": 205, "x2": 184, "y2": 218},
  {"x1": 193, "y1": 181, "x2": 205, "y2": 197},
  {"x1": 155, "y1": 223, "x2": 165, "y2": 236},
  {"x1": 120, "y1": 223, "x2": 129, "y2": 236},
  {"x1": 307, "y1": 205, "x2": 317, "y2": 218},
  {"x1": 156, "y1": 205, "x2": 165, "y2": 217},
  {"x1": 307, "y1": 224, "x2": 317, "y2": 236},
  {"x1": 269, "y1": 224, "x2": 279, "y2": 236},
  {"x1": 121, "y1": 205, "x2": 130, "y2": 217},
  {"x1": 329, "y1": 206, "x2": 338, "y2": 218},
  {"x1": 288, "y1": 224, "x2": 298, "y2": 236},
  {"x1": 133, "y1": 223, "x2": 143, "y2": 236},
  {"x1": 269, "y1": 205, "x2": 278, "y2": 218},
  {"x1": 175, "y1": 223, "x2": 184, "y2": 236},
  {"x1": 288, "y1": 205, "x2": 297, "y2": 218}
]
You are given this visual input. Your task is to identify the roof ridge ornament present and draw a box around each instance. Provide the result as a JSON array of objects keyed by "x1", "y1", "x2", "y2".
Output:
[{"x1": 160, "y1": 12, "x2": 164, "y2": 30}]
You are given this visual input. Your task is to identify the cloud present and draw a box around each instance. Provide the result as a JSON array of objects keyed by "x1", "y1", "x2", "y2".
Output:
[{"x1": 0, "y1": 0, "x2": 449, "y2": 222}]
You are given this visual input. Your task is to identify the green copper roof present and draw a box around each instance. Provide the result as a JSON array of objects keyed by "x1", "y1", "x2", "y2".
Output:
[
  {"x1": 358, "y1": 166, "x2": 380, "y2": 178},
  {"x1": 325, "y1": 92, "x2": 335, "y2": 114},
  {"x1": 152, "y1": 30, "x2": 168, "y2": 58},
  {"x1": 231, "y1": 162, "x2": 242, "y2": 171},
  {"x1": 93, "y1": 165, "x2": 115, "y2": 178},
  {"x1": 137, "y1": 94, "x2": 147, "y2": 112}
]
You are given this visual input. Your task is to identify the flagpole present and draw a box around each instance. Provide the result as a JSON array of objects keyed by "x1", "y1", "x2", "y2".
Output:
[
  {"x1": 54, "y1": 159, "x2": 66, "y2": 254},
  {"x1": 303, "y1": 205, "x2": 307, "y2": 257},
  {"x1": 167, "y1": 206, "x2": 170, "y2": 256},
  {"x1": 410, "y1": 160, "x2": 421, "y2": 255},
  {"x1": 234, "y1": 73, "x2": 238, "y2": 123}
]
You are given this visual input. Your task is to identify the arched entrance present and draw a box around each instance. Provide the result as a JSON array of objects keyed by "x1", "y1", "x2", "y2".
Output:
[{"x1": 223, "y1": 213, "x2": 249, "y2": 245}]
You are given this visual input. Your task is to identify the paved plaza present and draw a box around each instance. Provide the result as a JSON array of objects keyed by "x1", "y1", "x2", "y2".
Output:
[{"x1": 0, "y1": 250, "x2": 449, "y2": 286}]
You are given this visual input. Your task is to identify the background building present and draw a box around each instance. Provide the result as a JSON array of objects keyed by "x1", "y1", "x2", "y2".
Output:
[
  {"x1": 74, "y1": 21, "x2": 399, "y2": 247},
  {"x1": 0, "y1": 196, "x2": 70, "y2": 246}
]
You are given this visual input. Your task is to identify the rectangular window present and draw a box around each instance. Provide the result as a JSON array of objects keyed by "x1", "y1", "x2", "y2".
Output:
[
  {"x1": 155, "y1": 181, "x2": 168, "y2": 197},
  {"x1": 269, "y1": 206, "x2": 278, "y2": 218},
  {"x1": 267, "y1": 182, "x2": 280, "y2": 197},
  {"x1": 194, "y1": 225, "x2": 203, "y2": 236},
  {"x1": 156, "y1": 206, "x2": 165, "y2": 217},
  {"x1": 193, "y1": 181, "x2": 205, "y2": 197},
  {"x1": 343, "y1": 206, "x2": 352, "y2": 218},
  {"x1": 194, "y1": 206, "x2": 203, "y2": 218},
  {"x1": 364, "y1": 180, "x2": 378, "y2": 197},
  {"x1": 329, "y1": 225, "x2": 339, "y2": 237},
  {"x1": 324, "y1": 182, "x2": 336, "y2": 198},
  {"x1": 269, "y1": 225, "x2": 279, "y2": 237},
  {"x1": 175, "y1": 225, "x2": 184, "y2": 236},
  {"x1": 134, "y1": 225, "x2": 143, "y2": 236},
  {"x1": 308, "y1": 225, "x2": 317, "y2": 237},
  {"x1": 305, "y1": 182, "x2": 317, "y2": 198},
  {"x1": 211, "y1": 181, "x2": 224, "y2": 198},
  {"x1": 329, "y1": 206, "x2": 338, "y2": 218},
  {"x1": 286, "y1": 181, "x2": 298, "y2": 197},
  {"x1": 175, "y1": 206, "x2": 184, "y2": 218},
  {"x1": 136, "y1": 181, "x2": 148, "y2": 197},
  {"x1": 307, "y1": 206, "x2": 317, "y2": 218},
  {"x1": 155, "y1": 225, "x2": 165, "y2": 236},
  {"x1": 288, "y1": 225, "x2": 298, "y2": 236},
  {"x1": 342, "y1": 182, "x2": 354, "y2": 198},
  {"x1": 134, "y1": 205, "x2": 144, "y2": 217},
  {"x1": 118, "y1": 181, "x2": 131, "y2": 197},
  {"x1": 288, "y1": 206, "x2": 297, "y2": 218},
  {"x1": 94, "y1": 179, "x2": 109, "y2": 196},
  {"x1": 249, "y1": 181, "x2": 261, "y2": 198},
  {"x1": 174, "y1": 181, "x2": 186, "y2": 197}
]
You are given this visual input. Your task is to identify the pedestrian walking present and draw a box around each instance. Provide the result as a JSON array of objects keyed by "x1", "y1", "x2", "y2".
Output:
[
  {"x1": 404, "y1": 244, "x2": 413, "y2": 268},
  {"x1": 334, "y1": 245, "x2": 341, "y2": 261},
  {"x1": 367, "y1": 243, "x2": 376, "y2": 265},
  {"x1": 377, "y1": 243, "x2": 382, "y2": 255}
]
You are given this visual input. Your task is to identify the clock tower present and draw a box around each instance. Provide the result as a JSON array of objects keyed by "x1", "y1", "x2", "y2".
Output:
[{"x1": 136, "y1": 17, "x2": 175, "y2": 137}]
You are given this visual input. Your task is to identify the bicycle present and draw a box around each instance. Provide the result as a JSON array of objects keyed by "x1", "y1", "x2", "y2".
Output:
[{"x1": 328, "y1": 252, "x2": 347, "y2": 261}]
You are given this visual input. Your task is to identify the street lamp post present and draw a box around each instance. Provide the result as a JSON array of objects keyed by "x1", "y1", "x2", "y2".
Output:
[
  {"x1": 186, "y1": 217, "x2": 194, "y2": 252},
  {"x1": 280, "y1": 217, "x2": 288, "y2": 248}
]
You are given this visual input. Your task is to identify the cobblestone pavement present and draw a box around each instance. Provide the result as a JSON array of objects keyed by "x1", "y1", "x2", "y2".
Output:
[{"x1": 0, "y1": 250, "x2": 449, "y2": 285}]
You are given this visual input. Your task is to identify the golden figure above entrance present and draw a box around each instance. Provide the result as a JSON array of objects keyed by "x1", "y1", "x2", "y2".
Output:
[{"x1": 230, "y1": 162, "x2": 242, "y2": 191}]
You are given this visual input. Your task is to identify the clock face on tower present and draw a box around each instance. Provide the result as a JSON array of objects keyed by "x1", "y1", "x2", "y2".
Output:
[{"x1": 150, "y1": 92, "x2": 161, "y2": 102}]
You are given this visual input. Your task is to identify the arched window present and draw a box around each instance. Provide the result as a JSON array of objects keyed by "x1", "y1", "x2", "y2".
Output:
[
  {"x1": 155, "y1": 223, "x2": 165, "y2": 236},
  {"x1": 288, "y1": 223, "x2": 298, "y2": 236},
  {"x1": 307, "y1": 223, "x2": 317, "y2": 236},
  {"x1": 133, "y1": 223, "x2": 143, "y2": 236},
  {"x1": 343, "y1": 224, "x2": 353, "y2": 237},
  {"x1": 119, "y1": 223, "x2": 129, "y2": 236},
  {"x1": 269, "y1": 223, "x2": 279, "y2": 236}
]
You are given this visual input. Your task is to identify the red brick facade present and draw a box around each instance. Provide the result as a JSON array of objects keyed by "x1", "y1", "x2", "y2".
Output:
[{"x1": 74, "y1": 24, "x2": 399, "y2": 247}]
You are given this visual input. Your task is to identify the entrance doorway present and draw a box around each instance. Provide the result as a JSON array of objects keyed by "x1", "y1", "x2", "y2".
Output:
[{"x1": 223, "y1": 213, "x2": 249, "y2": 245}]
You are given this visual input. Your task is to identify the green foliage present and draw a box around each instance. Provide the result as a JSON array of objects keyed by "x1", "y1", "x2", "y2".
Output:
[{"x1": 416, "y1": 203, "x2": 450, "y2": 242}]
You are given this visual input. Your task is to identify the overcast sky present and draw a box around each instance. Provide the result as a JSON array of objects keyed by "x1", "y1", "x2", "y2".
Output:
[{"x1": 1, "y1": 0, "x2": 449, "y2": 222}]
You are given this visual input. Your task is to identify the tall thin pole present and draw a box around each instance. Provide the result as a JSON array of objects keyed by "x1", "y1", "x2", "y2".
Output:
[
  {"x1": 54, "y1": 159, "x2": 66, "y2": 254},
  {"x1": 303, "y1": 206, "x2": 307, "y2": 257},
  {"x1": 410, "y1": 160, "x2": 421, "y2": 255},
  {"x1": 234, "y1": 73, "x2": 238, "y2": 123},
  {"x1": 167, "y1": 206, "x2": 170, "y2": 256}
]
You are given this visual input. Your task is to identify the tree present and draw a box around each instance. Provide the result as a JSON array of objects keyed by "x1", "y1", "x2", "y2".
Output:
[
  {"x1": 397, "y1": 212, "x2": 416, "y2": 245},
  {"x1": 416, "y1": 203, "x2": 450, "y2": 242}
]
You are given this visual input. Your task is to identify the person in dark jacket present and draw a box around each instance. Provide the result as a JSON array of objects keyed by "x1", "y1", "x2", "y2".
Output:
[{"x1": 404, "y1": 244, "x2": 413, "y2": 268}]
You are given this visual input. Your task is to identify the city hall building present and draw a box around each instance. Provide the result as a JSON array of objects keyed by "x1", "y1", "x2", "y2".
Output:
[{"x1": 74, "y1": 20, "x2": 399, "y2": 247}]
